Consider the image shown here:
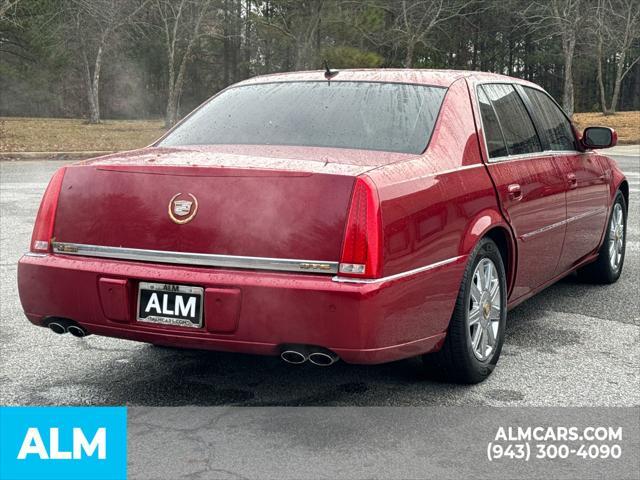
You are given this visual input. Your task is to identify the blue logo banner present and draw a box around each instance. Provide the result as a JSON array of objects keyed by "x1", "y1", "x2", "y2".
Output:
[{"x1": 0, "y1": 406, "x2": 127, "y2": 480}]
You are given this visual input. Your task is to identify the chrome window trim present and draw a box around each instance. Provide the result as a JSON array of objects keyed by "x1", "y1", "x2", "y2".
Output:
[
  {"x1": 485, "y1": 149, "x2": 591, "y2": 164},
  {"x1": 332, "y1": 256, "x2": 464, "y2": 284},
  {"x1": 477, "y1": 83, "x2": 544, "y2": 161},
  {"x1": 52, "y1": 242, "x2": 339, "y2": 274},
  {"x1": 474, "y1": 82, "x2": 584, "y2": 164}
]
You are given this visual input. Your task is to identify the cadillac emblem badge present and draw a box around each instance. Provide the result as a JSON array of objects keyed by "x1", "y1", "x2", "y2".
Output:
[{"x1": 168, "y1": 193, "x2": 198, "y2": 224}]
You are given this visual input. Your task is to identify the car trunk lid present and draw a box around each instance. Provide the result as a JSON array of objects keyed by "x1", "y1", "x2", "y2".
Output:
[{"x1": 52, "y1": 147, "x2": 390, "y2": 266}]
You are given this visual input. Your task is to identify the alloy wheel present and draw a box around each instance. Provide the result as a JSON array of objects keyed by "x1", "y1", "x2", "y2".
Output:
[
  {"x1": 469, "y1": 258, "x2": 501, "y2": 361},
  {"x1": 609, "y1": 203, "x2": 624, "y2": 271}
]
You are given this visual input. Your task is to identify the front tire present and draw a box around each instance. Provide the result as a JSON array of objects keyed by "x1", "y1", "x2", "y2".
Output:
[
  {"x1": 422, "y1": 238, "x2": 507, "y2": 384},
  {"x1": 578, "y1": 191, "x2": 627, "y2": 284}
]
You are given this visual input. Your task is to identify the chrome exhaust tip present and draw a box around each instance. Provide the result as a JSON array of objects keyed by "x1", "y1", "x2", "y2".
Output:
[
  {"x1": 280, "y1": 350, "x2": 308, "y2": 364},
  {"x1": 67, "y1": 325, "x2": 87, "y2": 338},
  {"x1": 48, "y1": 322, "x2": 66, "y2": 335},
  {"x1": 308, "y1": 351, "x2": 339, "y2": 367}
]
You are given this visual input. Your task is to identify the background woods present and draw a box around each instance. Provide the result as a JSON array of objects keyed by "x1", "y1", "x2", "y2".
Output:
[{"x1": 1, "y1": 0, "x2": 639, "y2": 127}]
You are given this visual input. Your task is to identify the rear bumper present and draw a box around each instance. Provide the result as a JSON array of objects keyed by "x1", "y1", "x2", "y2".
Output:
[{"x1": 17, "y1": 253, "x2": 467, "y2": 364}]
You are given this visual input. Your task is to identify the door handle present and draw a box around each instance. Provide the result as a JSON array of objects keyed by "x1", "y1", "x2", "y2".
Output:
[
  {"x1": 567, "y1": 173, "x2": 578, "y2": 189},
  {"x1": 507, "y1": 183, "x2": 522, "y2": 201}
]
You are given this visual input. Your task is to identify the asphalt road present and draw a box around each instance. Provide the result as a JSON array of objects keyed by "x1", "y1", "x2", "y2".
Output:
[{"x1": 1, "y1": 155, "x2": 638, "y2": 407}]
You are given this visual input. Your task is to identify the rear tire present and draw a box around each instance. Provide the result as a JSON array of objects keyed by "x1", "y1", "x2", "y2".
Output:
[
  {"x1": 578, "y1": 191, "x2": 627, "y2": 284},
  {"x1": 422, "y1": 238, "x2": 507, "y2": 384}
]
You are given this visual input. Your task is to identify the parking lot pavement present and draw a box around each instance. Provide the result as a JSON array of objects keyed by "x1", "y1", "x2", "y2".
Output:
[{"x1": 1, "y1": 155, "x2": 638, "y2": 407}]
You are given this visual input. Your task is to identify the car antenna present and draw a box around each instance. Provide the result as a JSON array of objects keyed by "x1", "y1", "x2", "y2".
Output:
[{"x1": 324, "y1": 60, "x2": 338, "y2": 84}]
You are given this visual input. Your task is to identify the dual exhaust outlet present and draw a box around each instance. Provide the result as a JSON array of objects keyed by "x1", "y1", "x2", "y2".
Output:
[
  {"x1": 47, "y1": 318, "x2": 88, "y2": 338},
  {"x1": 48, "y1": 319, "x2": 333, "y2": 365},
  {"x1": 281, "y1": 346, "x2": 339, "y2": 366}
]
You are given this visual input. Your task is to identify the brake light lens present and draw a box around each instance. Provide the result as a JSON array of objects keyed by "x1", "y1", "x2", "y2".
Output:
[
  {"x1": 30, "y1": 167, "x2": 67, "y2": 253},
  {"x1": 339, "y1": 176, "x2": 382, "y2": 278}
]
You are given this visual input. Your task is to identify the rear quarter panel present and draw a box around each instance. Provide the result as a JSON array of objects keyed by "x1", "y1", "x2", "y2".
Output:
[
  {"x1": 361, "y1": 78, "x2": 508, "y2": 340},
  {"x1": 367, "y1": 78, "x2": 505, "y2": 277}
]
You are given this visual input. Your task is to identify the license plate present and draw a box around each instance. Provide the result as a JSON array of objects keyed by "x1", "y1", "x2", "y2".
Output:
[{"x1": 137, "y1": 282, "x2": 203, "y2": 328}]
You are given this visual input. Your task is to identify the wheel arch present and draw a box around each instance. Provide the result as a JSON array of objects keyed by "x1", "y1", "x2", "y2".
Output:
[
  {"x1": 460, "y1": 210, "x2": 517, "y2": 298},
  {"x1": 618, "y1": 180, "x2": 629, "y2": 210}
]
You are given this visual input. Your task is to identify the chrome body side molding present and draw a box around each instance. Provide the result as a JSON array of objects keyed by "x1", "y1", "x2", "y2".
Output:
[
  {"x1": 519, "y1": 207, "x2": 607, "y2": 241},
  {"x1": 52, "y1": 242, "x2": 339, "y2": 274},
  {"x1": 332, "y1": 256, "x2": 465, "y2": 284},
  {"x1": 49, "y1": 242, "x2": 465, "y2": 284},
  {"x1": 23, "y1": 252, "x2": 48, "y2": 258}
]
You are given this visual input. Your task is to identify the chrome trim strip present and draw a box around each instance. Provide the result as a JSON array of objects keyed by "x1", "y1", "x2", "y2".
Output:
[
  {"x1": 520, "y1": 207, "x2": 607, "y2": 240},
  {"x1": 426, "y1": 163, "x2": 485, "y2": 177},
  {"x1": 332, "y1": 255, "x2": 465, "y2": 284},
  {"x1": 23, "y1": 252, "x2": 48, "y2": 258},
  {"x1": 52, "y1": 242, "x2": 339, "y2": 274},
  {"x1": 520, "y1": 218, "x2": 566, "y2": 239},
  {"x1": 487, "y1": 149, "x2": 588, "y2": 164}
]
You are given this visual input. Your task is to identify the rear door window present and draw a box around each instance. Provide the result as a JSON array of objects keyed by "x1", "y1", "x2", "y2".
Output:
[
  {"x1": 481, "y1": 84, "x2": 542, "y2": 156},
  {"x1": 477, "y1": 87, "x2": 508, "y2": 158},
  {"x1": 523, "y1": 87, "x2": 576, "y2": 151}
]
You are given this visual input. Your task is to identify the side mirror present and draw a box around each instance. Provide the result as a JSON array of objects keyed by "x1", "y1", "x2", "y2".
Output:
[{"x1": 582, "y1": 127, "x2": 617, "y2": 149}]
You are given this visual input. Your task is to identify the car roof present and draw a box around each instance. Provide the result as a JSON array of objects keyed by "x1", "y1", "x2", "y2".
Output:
[{"x1": 236, "y1": 69, "x2": 540, "y2": 89}]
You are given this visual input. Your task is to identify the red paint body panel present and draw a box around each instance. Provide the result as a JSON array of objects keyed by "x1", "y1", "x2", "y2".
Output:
[
  {"x1": 554, "y1": 152, "x2": 610, "y2": 273},
  {"x1": 484, "y1": 155, "x2": 568, "y2": 299},
  {"x1": 368, "y1": 79, "x2": 498, "y2": 277},
  {"x1": 204, "y1": 287, "x2": 241, "y2": 334},
  {"x1": 55, "y1": 163, "x2": 355, "y2": 260},
  {"x1": 98, "y1": 278, "x2": 130, "y2": 323},
  {"x1": 18, "y1": 253, "x2": 464, "y2": 363},
  {"x1": 17, "y1": 69, "x2": 626, "y2": 364}
]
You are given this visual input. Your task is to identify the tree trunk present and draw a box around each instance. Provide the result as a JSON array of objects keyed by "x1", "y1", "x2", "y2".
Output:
[
  {"x1": 165, "y1": 85, "x2": 178, "y2": 128},
  {"x1": 609, "y1": 50, "x2": 627, "y2": 114},
  {"x1": 507, "y1": 34, "x2": 513, "y2": 76},
  {"x1": 89, "y1": 43, "x2": 103, "y2": 124},
  {"x1": 82, "y1": 41, "x2": 104, "y2": 124},
  {"x1": 561, "y1": 34, "x2": 575, "y2": 117},
  {"x1": 404, "y1": 40, "x2": 414, "y2": 68},
  {"x1": 244, "y1": 0, "x2": 251, "y2": 78},
  {"x1": 83, "y1": 58, "x2": 98, "y2": 124},
  {"x1": 471, "y1": 26, "x2": 478, "y2": 70},
  {"x1": 165, "y1": 28, "x2": 196, "y2": 128},
  {"x1": 295, "y1": 41, "x2": 312, "y2": 70},
  {"x1": 223, "y1": 0, "x2": 230, "y2": 85},
  {"x1": 165, "y1": 50, "x2": 177, "y2": 128},
  {"x1": 596, "y1": 37, "x2": 610, "y2": 115},
  {"x1": 88, "y1": 88, "x2": 100, "y2": 124}
]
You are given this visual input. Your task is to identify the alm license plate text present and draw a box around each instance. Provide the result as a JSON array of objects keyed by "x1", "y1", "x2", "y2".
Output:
[{"x1": 137, "y1": 282, "x2": 203, "y2": 328}]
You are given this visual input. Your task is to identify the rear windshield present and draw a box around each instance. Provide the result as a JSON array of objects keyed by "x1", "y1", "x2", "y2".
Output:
[{"x1": 158, "y1": 81, "x2": 446, "y2": 154}]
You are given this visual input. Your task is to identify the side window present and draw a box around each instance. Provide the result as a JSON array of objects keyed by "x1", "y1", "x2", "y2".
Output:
[
  {"x1": 477, "y1": 87, "x2": 508, "y2": 158},
  {"x1": 482, "y1": 84, "x2": 542, "y2": 156},
  {"x1": 524, "y1": 87, "x2": 576, "y2": 151}
]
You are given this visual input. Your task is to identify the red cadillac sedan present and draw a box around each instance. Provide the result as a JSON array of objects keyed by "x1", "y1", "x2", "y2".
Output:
[{"x1": 18, "y1": 70, "x2": 628, "y2": 383}]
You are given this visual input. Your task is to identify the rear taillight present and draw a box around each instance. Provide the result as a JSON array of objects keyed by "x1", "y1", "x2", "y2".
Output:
[
  {"x1": 339, "y1": 176, "x2": 382, "y2": 278},
  {"x1": 30, "y1": 167, "x2": 66, "y2": 253}
]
